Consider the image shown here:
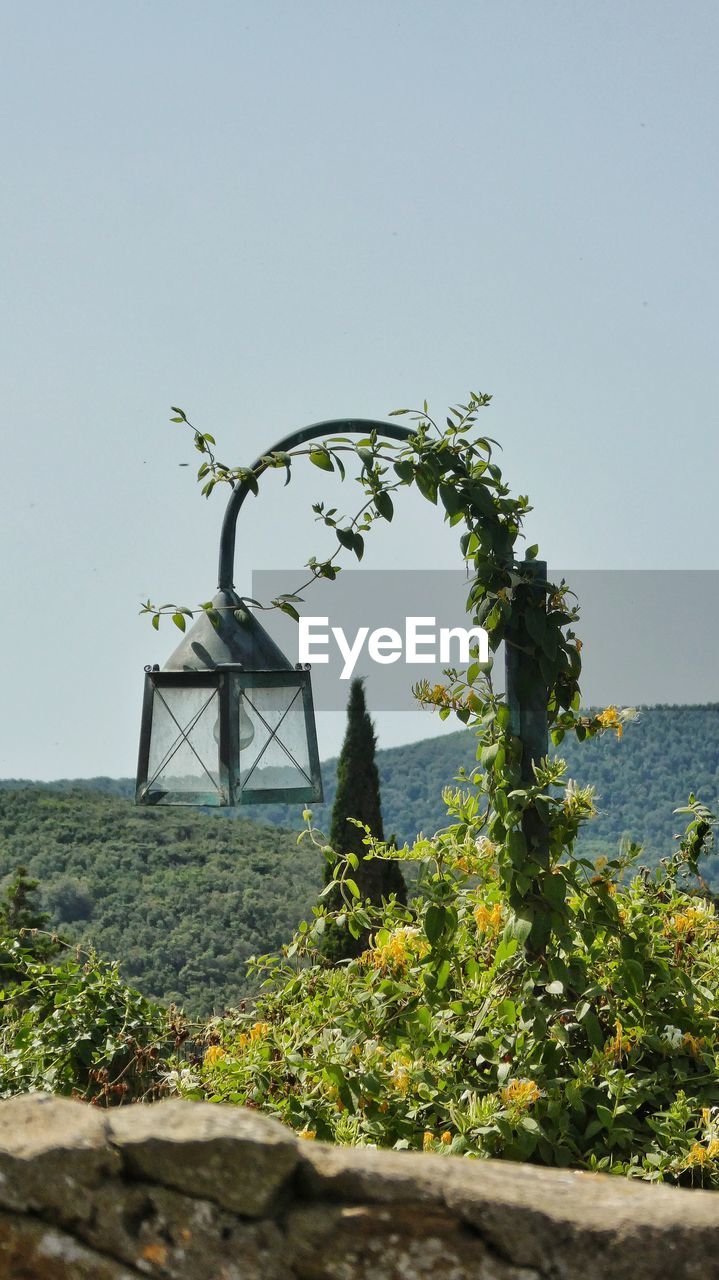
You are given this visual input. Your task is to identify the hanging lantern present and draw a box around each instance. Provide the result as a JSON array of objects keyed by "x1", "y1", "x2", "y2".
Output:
[{"x1": 136, "y1": 589, "x2": 322, "y2": 807}]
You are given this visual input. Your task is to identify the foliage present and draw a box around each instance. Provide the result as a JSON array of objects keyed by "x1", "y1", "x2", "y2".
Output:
[
  {"x1": 323, "y1": 678, "x2": 405, "y2": 960},
  {"x1": 176, "y1": 792, "x2": 719, "y2": 1185},
  {"x1": 0, "y1": 859, "x2": 178, "y2": 1106},
  {"x1": 0, "y1": 937, "x2": 178, "y2": 1104}
]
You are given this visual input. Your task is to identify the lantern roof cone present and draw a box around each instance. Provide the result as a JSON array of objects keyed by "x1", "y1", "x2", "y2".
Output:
[{"x1": 163, "y1": 588, "x2": 293, "y2": 673}]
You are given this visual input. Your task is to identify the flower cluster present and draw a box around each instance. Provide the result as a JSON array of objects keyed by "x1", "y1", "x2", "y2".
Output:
[
  {"x1": 389, "y1": 1053, "x2": 412, "y2": 1094},
  {"x1": 663, "y1": 904, "x2": 717, "y2": 939},
  {"x1": 236, "y1": 1021, "x2": 271, "y2": 1051},
  {"x1": 501, "y1": 1078, "x2": 540, "y2": 1112},
  {"x1": 361, "y1": 927, "x2": 429, "y2": 976},
  {"x1": 474, "y1": 901, "x2": 503, "y2": 936},
  {"x1": 594, "y1": 705, "x2": 638, "y2": 739}
]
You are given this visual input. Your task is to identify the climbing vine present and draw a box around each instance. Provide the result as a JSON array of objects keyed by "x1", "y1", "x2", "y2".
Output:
[{"x1": 144, "y1": 393, "x2": 631, "y2": 956}]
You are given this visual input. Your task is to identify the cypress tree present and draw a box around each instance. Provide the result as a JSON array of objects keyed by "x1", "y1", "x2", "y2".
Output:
[
  {"x1": 0, "y1": 866, "x2": 61, "y2": 979},
  {"x1": 322, "y1": 679, "x2": 405, "y2": 959}
]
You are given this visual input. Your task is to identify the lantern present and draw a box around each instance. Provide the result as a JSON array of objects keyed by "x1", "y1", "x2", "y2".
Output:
[{"x1": 136, "y1": 588, "x2": 322, "y2": 807}]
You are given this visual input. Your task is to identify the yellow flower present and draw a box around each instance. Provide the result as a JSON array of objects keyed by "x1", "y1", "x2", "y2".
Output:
[
  {"x1": 298, "y1": 1128, "x2": 316, "y2": 1140},
  {"x1": 422, "y1": 1131, "x2": 434, "y2": 1151},
  {"x1": 455, "y1": 853, "x2": 479, "y2": 876},
  {"x1": 683, "y1": 1032, "x2": 705, "y2": 1059},
  {"x1": 440, "y1": 1131, "x2": 452, "y2": 1145},
  {"x1": 501, "y1": 1078, "x2": 540, "y2": 1110},
  {"x1": 203, "y1": 1045, "x2": 226, "y2": 1065},
  {"x1": 474, "y1": 902, "x2": 503, "y2": 936},
  {"x1": 608, "y1": 1018, "x2": 633, "y2": 1061},
  {"x1": 596, "y1": 706, "x2": 623, "y2": 738},
  {"x1": 234, "y1": 1020, "x2": 270, "y2": 1053},
  {"x1": 664, "y1": 906, "x2": 717, "y2": 939},
  {"x1": 361, "y1": 927, "x2": 429, "y2": 976},
  {"x1": 389, "y1": 1053, "x2": 411, "y2": 1094}
]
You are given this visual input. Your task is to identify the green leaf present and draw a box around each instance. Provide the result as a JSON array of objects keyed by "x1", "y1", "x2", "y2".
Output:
[
  {"x1": 151, "y1": 614, "x2": 160, "y2": 631},
  {"x1": 596, "y1": 1105, "x2": 615, "y2": 1131},
  {"x1": 172, "y1": 613, "x2": 186, "y2": 632},
  {"x1": 435, "y1": 959, "x2": 451, "y2": 990},
  {"x1": 309, "y1": 447, "x2": 334, "y2": 471},
  {"x1": 507, "y1": 828, "x2": 527, "y2": 866},
  {"x1": 415, "y1": 465, "x2": 438, "y2": 504},
  {"x1": 525, "y1": 609, "x2": 546, "y2": 645},
  {"x1": 510, "y1": 911, "x2": 533, "y2": 943},
  {"x1": 277, "y1": 601, "x2": 300, "y2": 623},
  {"x1": 439, "y1": 483, "x2": 462, "y2": 516},
  {"x1": 622, "y1": 958, "x2": 645, "y2": 996},
  {"x1": 374, "y1": 490, "x2": 394, "y2": 521},
  {"x1": 541, "y1": 872, "x2": 566, "y2": 911},
  {"x1": 424, "y1": 904, "x2": 447, "y2": 946},
  {"x1": 579, "y1": 1006, "x2": 604, "y2": 1050}
]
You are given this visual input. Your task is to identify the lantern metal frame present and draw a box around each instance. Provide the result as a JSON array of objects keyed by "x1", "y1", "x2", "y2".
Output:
[{"x1": 136, "y1": 666, "x2": 322, "y2": 807}]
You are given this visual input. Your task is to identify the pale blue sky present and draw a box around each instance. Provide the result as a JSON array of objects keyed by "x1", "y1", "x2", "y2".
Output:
[{"x1": 1, "y1": 1, "x2": 717, "y2": 779}]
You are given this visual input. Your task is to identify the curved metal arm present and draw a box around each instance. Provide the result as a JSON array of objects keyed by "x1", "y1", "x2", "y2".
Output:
[{"x1": 218, "y1": 418, "x2": 414, "y2": 590}]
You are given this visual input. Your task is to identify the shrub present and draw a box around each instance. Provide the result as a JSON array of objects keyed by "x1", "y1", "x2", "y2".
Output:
[
  {"x1": 174, "y1": 787, "x2": 719, "y2": 1186},
  {"x1": 0, "y1": 938, "x2": 181, "y2": 1103}
]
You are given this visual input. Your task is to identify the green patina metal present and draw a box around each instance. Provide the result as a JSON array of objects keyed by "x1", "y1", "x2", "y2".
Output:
[{"x1": 504, "y1": 558, "x2": 550, "y2": 780}]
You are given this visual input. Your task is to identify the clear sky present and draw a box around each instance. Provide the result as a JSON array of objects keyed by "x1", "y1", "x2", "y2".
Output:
[{"x1": 2, "y1": 1, "x2": 717, "y2": 779}]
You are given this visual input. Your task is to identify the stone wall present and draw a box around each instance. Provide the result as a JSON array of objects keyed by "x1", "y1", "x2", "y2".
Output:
[{"x1": 0, "y1": 1093, "x2": 718, "y2": 1279}]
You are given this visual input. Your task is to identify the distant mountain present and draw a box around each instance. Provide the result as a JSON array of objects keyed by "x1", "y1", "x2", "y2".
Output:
[
  {"x1": 1, "y1": 705, "x2": 717, "y2": 1015},
  {"x1": 5, "y1": 705, "x2": 718, "y2": 858}
]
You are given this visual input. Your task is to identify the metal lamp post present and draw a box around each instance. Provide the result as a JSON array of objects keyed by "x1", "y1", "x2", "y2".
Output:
[{"x1": 135, "y1": 416, "x2": 549, "y2": 808}]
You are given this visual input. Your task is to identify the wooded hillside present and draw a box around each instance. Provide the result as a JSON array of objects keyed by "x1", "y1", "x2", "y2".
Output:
[{"x1": 1, "y1": 705, "x2": 717, "y2": 1014}]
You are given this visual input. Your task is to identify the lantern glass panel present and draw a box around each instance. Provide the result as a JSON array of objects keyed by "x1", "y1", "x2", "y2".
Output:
[
  {"x1": 238, "y1": 683, "x2": 313, "y2": 795},
  {"x1": 144, "y1": 682, "x2": 224, "y2": 802}
]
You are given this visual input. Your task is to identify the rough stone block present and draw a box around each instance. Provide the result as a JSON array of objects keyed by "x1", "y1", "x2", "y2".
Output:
[{"x1": 108, "y1": 1099, "x2": 298, "y2": 1217}]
